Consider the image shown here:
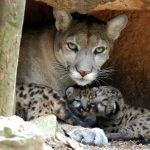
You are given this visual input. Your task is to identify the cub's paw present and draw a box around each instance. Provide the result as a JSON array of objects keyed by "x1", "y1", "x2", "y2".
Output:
[
  {"x1": 103, "y1": 100, "x2": 118, "y2": 116},
  {"x1": 96, "y1": 99, "x2": 120, "y2": 117},
  {"x1": 67, "y1": 127, "x2": 108, "y2": 146}
]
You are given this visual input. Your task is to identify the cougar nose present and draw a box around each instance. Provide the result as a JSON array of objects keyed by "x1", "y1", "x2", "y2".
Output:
[
  {"x1": 75, "y1": 65, "x2": 91, "y2": 77},
  {"x1": 78, "y1": 70, "x2": 91, "y2": 77}
]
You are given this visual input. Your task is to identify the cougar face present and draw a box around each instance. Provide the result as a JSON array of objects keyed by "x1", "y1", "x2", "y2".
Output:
[{"x1": 53, "y1": 9, "x2": 128, "y2": 86}]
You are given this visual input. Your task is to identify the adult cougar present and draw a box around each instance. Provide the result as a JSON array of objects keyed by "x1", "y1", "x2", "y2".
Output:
[{"x1": 17, "y1": 9, "x2": 128, "y2": 146}]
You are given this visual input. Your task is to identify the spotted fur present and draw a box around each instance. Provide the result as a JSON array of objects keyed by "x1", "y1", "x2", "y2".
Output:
[
  {"x1": 16, "y1": 83, "x2": 87, "y2": 127},
  {"x1": 66, "y1": 86, "x2": 150, "y2": 140}
]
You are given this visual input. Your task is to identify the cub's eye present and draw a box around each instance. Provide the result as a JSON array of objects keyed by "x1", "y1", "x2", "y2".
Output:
[
  {"x1": 94, "y1": 46, "x2": 106, "y2": 54},
  {"x1": 72, "y1": 100, "x2": 81, "y2": 108},
  {"x1": 67, "y1": 42, "x2": 78, "y2": 52}
]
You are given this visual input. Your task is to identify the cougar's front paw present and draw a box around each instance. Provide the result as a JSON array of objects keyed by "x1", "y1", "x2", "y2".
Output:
[{"x1": 67, "y1": 127, "x2": 108, "y2": 146}]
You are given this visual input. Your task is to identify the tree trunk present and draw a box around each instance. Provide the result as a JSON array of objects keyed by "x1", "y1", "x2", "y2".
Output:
[{"x1": 0, "y1": 0, "x2": 25, "y2": 116}]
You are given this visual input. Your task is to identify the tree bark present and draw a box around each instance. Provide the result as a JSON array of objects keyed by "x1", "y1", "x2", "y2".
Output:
[{"x1": 0, "y1": 0, "x2": 25, "y2": 116}]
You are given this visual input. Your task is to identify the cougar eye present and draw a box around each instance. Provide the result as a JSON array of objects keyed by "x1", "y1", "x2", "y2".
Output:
[
  {"x1": 94, "y1": 46, "x2": 105, "y2": 54},
  {"x1": 67, "y1": 42, "x2": 78, "y2": 52},
  {"x1": 72, "y1": 100, "x2": 81, "y2": 108}
]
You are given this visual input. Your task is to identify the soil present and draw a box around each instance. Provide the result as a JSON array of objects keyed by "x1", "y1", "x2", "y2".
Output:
[
  {"x1": 46, "y1": 134, "x2": 150, "y2": 150},
  {"x1": 51, "y1": 141, "x2": 150, "y2": 150}
]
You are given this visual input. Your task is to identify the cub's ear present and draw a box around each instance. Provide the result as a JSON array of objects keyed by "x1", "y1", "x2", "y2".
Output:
[
  {"x1": 65, "y1": 87, "x2": 74, "y2": 97},
  {"x1": 107, "y1": 14, "x2": 128, "y2": 40},
  {"x1": 92, "y1": 87, "x2": 100, "y2": 95},
  {"x1": 92, "y1": 87, "x2": 99, "y2": 94},
  {"x1": 92, "y1": 87, "x2": 99, "y2": 91},
  {"x1": 53, "y1": 8, "x2": 72, "y2": 31}
]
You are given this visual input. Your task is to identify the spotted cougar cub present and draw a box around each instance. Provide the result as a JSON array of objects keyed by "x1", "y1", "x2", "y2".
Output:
[
  {"x1": 17, "y1": 8, "x2": 128, "y2": 146},
  {"x1": 16, "y1": 83, "x2": 87, "y2": 126},
  {"x1": 66, "y1": 86, "x2": 150, "y2": 140}
]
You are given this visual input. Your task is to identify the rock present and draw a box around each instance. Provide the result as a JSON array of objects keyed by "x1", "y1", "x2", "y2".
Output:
[
  {"x1": 0, "y1": 115, "x2": 45, "y2": 150},
  {"x1": 30, "y1": 115, "x2": 58, "y2": 138},
  {"x1": 34, "y1": 0, "x2": 150, "y2": 13},
  {"x1": 35, "y1": 0, "x2": 115, "y2": 13}
]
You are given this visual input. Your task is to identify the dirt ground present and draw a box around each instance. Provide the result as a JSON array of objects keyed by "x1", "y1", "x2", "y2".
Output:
[
  {"x1": 46, "y1": 134, "x2": 150, "y2": 150},
  {"x1": 52, "y1": 141, "x2": 150, "y2": 150},
  {"x1": 87, "y1": 141, "x2": 150, "y2": 150}
]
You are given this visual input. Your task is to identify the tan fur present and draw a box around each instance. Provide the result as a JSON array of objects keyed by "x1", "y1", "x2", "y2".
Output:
[
  {"x1": 17, "y1": 27, "x2": 73, "y2": 96},
  {"x1": 66, "y1": 86, "x2": 150, "y2": 140},
  {"x1": 17, "y1": 10, "x2": 128, "y2": 95}
]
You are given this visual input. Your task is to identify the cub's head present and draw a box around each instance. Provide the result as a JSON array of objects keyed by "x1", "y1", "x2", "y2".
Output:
[
  {"x1": 53, "y1": 9, "x2": 128, "y2": 86},
  {"x1": 65, "y1": 86, "x2": 124, "y2": 118}
]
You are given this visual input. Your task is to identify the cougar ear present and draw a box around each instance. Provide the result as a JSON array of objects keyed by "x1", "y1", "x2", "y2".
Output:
[
  {"x1": 107, "y1": 14, "x2": 128, "y2": 40},
  {"x1": 65, "y1": 87, "x2": 74, "y2": 97},
  {"x1": 53, "y1": 8, "x2": 72, "y2": 31}
]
